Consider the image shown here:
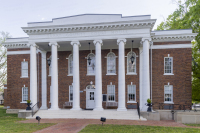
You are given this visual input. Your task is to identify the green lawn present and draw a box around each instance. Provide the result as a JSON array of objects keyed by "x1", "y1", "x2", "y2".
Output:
[
  {"x1": 185, "y1": 124, "x2": 200, "y2": 127},
  {"x1": 80, "y1": 124, "x2": 200, "y2": 133},
  {"x1": 0, "y1": 106, "x2": 55, "y2": 133}
]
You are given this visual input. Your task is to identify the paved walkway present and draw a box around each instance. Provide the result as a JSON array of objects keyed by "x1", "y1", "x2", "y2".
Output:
[{"x1": 19, "y1": 119, "x2": 199, "y2": 133}]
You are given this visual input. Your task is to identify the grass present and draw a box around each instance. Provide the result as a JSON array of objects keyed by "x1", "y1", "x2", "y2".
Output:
[
  {"x1": 185, "y1": 124, "x2": 200, "y2": 127},
  {"x1": 0, "y1": 105, "x2": 55, "y2": 133},
  {"x1": 80, "y1": 124, "x2": 200, "y2": 133}
]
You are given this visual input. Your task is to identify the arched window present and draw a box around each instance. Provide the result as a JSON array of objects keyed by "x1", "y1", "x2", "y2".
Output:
[
  {"x1": 68, "y1": 54, "x2": 73, "y2": 75},
  {"x1": 127, "y1": 51, "x2": 136, "y2": 74},
  {"x1": 107, "y1": 52, "x2": 116, "y2": 74},
  {"x1": 87, "y1": 53, "x2": 95, "y2": 75}
]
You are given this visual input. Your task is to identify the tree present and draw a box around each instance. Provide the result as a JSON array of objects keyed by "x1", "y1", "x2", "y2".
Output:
[
  {"x1": 0, "y1": 31, "x2": 11, "y2": 92},
  {"x1": 156, "y1": 0, "x2": 200, "y2": 101}
]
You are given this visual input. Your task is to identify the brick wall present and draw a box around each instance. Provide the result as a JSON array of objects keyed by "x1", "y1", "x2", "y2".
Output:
[{"x1": 6, "y1": 45, "x2": 192, "y2": 110}]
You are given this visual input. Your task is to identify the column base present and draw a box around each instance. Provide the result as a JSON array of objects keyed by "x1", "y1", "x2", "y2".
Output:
[
  {"x1": 93, "y1": 107, "x2": 104, "y2": 111},
  {"x1": 40, "y1": 106, "x2": 48, "y2": 110},
  {"x1": 141, "y1": 106, "x2": 148, "y2": 112},
  {"x1": 70, "y1": 107, "x2": 82, "y2": 111},
  {"x1": 117, "y1": 108, "x2": 127, "y2": 111}
]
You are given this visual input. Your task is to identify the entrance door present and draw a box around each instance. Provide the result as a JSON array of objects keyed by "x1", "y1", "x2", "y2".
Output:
[{"x1": 86, "y1": 90, "x2": 95, "y2": 109}]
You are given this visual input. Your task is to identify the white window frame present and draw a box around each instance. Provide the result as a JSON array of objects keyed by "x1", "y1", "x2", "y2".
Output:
[
  {"x1": 68, "y1": 54, "x2": 73, "y2": 76},
  {"x1": 127, "y1": 51, "x2": 136, "y2": 75},
  {"x1": 127, "y1": 85, "x2": 136, "y2": 103},
  {"x1": 21, "y1": 87, "x2": 28, "y2": 103},
  {"x1": 106, "y1": 52, "x2": 116, "y2": 75},
  {"x1": 164, "y1": 57, "x2": 174, "y2": 75},
  {"x1": 107, "y1": 85, "x2": 115, "y2": 102},
  {"x1": 69, "y1": 85, "x2": 73, "y2": 102},
  {"x1": 164, "y1": 85, "x2": 173, "y2": 103},
  {"x1": 21, "y1": 61, "x2": 28, "y2": 78},
  {"x1": 87, "y1": 53, "x2": 95, "y2": 76},
  {"x1": 48, "y1": 64, "x2": 51, "y2": 76}
]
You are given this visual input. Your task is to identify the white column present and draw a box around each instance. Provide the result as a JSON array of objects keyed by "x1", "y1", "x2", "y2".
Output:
[
  {"x1": 29, "y1": 43, "x2": 38, "y2": 107},
  {"x1": 70, "y1": 41, "x2": 81, "y2": 110},
  {"x1": 49, "y1": 42, "x2": 59, "y2": 110},
  {"x1": 139, "y1": 47, "x2": 143, "y2": 110},
  {"x1": 140, "y1": 38, "x2": 151, "y2": 111},
  {"x1": 93, "y1": 40, "x2": 103, "y2": 111},
  {"x1": 40, "y1": 51, "x2": 47, "y2": 110},
  {"x1": 117, "y1": 39, "x2": 127, "y2": 111}
]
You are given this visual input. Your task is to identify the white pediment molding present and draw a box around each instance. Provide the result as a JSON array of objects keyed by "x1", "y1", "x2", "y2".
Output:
[
  {"x1": 22, "y1": 20, "x2": 156, "y2": 35},
  {"x1": 3, "y1": 43, "x2": 29, "y2": 48}
]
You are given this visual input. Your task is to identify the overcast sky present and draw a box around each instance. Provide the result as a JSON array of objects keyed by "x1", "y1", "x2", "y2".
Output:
[{"x1": 0, "y1": 0, "x2": 179, "y2": 38}]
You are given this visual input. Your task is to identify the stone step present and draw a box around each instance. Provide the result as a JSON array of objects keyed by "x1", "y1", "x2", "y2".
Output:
[{"x1": 27, "y1": 109, "x2": 146, "y2": 120}]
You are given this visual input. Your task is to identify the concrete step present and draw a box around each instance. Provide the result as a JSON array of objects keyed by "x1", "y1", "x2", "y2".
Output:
[{"x1": 27, "y1": 109, "x2": 146, "y2": 120}]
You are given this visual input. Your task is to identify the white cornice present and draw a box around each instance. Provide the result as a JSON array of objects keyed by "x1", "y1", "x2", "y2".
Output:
[
  {"x1": 3, "y1": 38, "x2": 29, "y2": 48},
  {"x1": 22, "y1": 20, "x2": 156, "y2": 35},
  {"x1": 7, "y1": 50, "x2": 30, "y2": 55},
  {"x1": 152, "y1": 34, "x2": 196, "y2": 42},
  {"x1": 151, "y1": 44, "x2": 192, "y2": 49},
  {"x1": 3, "y1": 43, "x2": 29, "y2": 48}
]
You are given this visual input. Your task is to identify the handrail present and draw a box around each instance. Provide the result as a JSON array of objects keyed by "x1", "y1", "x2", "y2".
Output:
[
  {"x1": 32, "y1": 102, "x2": 40, "y2": 117},
  {"x1": 137, "y1": 102, "x2": 140, "y2": 119}
]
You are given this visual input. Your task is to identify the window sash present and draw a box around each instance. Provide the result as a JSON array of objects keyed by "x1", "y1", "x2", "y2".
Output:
[
  {"x1": 164, "y1": 57, "x2": 173, "y2": 74},
  {"x1": 128, "y1": 85, "x2": 136, "y2": 102},
  {"x1": 127, "y1": 52, "x2": 136, "y2": 73},
  {"x1": 107, "y1": 53, "x2": 116, "y2": 74},
  {"x1": 87, "y1": 54, "x2": 95, "y2": 74},
  {"x1": 22, "y1": 87, "x2": 28, "y2": 102},
  {"x1": 68, "y1": 55, "x2": 73, "y2": 75},
  {"x1": 21, "y1": 62, "x2": 28, "y2": 77},
  {"x1": 107, "y1": 85, "x2": 115, "y2": 102},
  {"x1": 164, "y1": 85, "x2": 173, "y2": 102},
  {"x1": 69, "y1": 85, "x2": 73, "y2": 101}
]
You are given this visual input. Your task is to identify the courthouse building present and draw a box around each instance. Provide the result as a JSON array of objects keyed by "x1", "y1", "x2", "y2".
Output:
[{"x1": 3, "y1": 14, "x2": 197, "y2": 111}]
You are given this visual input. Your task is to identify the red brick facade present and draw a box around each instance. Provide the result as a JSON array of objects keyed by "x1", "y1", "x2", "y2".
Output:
[{"x1": 4, "y1": 43, "x2": 192, "y2": 110}]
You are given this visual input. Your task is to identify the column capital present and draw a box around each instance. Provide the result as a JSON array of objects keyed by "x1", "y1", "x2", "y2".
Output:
[
  {"x1": 117, "y1": 39, "x2": 126, "y2": 45},
  {"x1": 71, "y1": 41, "x2": 81, "y2": 47},
  {"x1": 49, "y1": 42, "x2": 60, "y2": 48},
  {"x1": 93, "y1": 40, "x2": 103, "y2": 46},
  {"x1": 28, "y1": 43, "x2": 39, "y2": 48},
  {"x1": 140, "y1": 38, "x2": 152, "y2": 45}
]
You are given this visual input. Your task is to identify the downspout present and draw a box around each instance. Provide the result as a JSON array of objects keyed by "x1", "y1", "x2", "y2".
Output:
[
  {"x1": 37, "y1": 49, "x2": 39, "y2": 104},
  {"x1": 150, "y1": 42, "x2": 153, "y2": 102}
]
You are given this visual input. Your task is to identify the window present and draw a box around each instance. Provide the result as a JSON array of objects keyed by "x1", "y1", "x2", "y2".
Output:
[
  {"x1": 21, "y1": 61, "x2": 28, "y2": 77},
  {"x1": 127, "y1": 85, "x2": 136, "y2": 102},
  {"x1": 164, "y1": 85, "x2": 173, "y2": 103},
  {"x1": 22, "y1": 87, "x2": 28, "y2": 102},
  {"x1": 69, "y1": 85, "x2": 73, "y2": 102},
  {"x1": 107, "y1": 85, "x2": 115, "y2": 102},
  {"x1": 68, "y1": 54, "x2": 73, "y2": 75},
  {"x1": 87, "y1": 53, "x2": 95, "y2": 75},
  {"x1": 49, "y1": 65, "x2": 51, "y2": 76},
  {"x1": 127, "y1": 51, "x2": 136, "y2": 74},
  {"x1": 164, "y1": 57, "x2": 173, "y2": 74},
  {"x1": 107, "y1": 52, "x2": 116, "y2": 74}
]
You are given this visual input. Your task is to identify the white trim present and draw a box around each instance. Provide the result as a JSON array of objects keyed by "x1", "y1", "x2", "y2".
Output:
[
  {"x1": 127, "y1": 101, "x2": 137, "y2": 103},
  {"x1": 86, "y1": 74, "x2": 95, "y2": 76},
  {"x1": 163, "y1": 73, "x2": 174, "y2": 75},
  {"x1": 127, "y1": 85, "x2": 136, "y2": 103},
  {"x1": 67, "y1": 74, "x2": 73, "y2": 76},
  {"x1": 20, "y1": 101, "x2": 27, "y2": 103},
  {"x1": 20, "y1": 76, "x2": 29, "y2": 78},
  {"x1": 106, "y1": 73, "x2": 117, "y2": 75},
  {"x1": 126, "y1": 73, "x2": 137, "y2": 75},
  {"x1": 21, "y1": 61, "x2": 28, "y2": 78},
  {"x1": 164, "y1": 102, "x2": 174, "y2": 104},
  {"x1": 22, "y1": 87, "x2": 28, "y2": 102},
  {"x1": 7, "y1": 51, "x2": 30, "y2": 55},
  {"x1": 164, "y1": 85, "x2": 173, "y2": 103},
  {"x1": 107, "y1": 85, "x2": 115, "y2": 102},
  {"x1": 87, "y1": 53, "x2": 95, "y2": 75},
  {"x1": 152, "y1": 44, "x2": 192, "y2": 49},
  {"x1": 69, "y1": 85, "x2": 73, "y2": 102},
  {"x1": 68, "y1": 54, "x2": 73, "y2": 76},
  {"x1": 3, "y1": 87, "x2": 7, "y2": 89}
]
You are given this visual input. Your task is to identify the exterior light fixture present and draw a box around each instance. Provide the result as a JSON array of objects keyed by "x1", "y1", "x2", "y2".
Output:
[
  {"x1": 47, "y1": 58, "x2": 51, "y2": 66},
  {"x1": 87, "y1": 42, "x2": 92, "y2": 65},
  {"x1": 130, "y1": 40, "x2": 135, "y2": 64},
  {"x1": 100, "y1": 117, "x2": 106, "y2": 126},
  {"x1": 36, "y1": 116, "x2": 41, "y2": 125}
]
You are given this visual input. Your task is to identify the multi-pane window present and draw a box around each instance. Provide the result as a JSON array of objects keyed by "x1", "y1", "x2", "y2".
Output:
[
  {"x1": 49, "y1": 65, "x2": 51, "y2": 76},
  {"x1": 107, "y1": 52, "x2": 116, "y2": 74},
  {"x1": 87, "y1": 53, "x2": 95, "y2": 75},
  {"x1": 164, "y1": 85, "x2": 173, "y2": 103},
  {"x1": 127, "y1": 85, "x2": 136, "y2": 102},
  {"x1": 127, "y1": 51, "x2": 136, "y2": 74},
  {"x1": 21, "y1": 61, "x2": 28, "y2": 77},
  {"x1": 68, "y1": 54, "x2": 73, "y2": 75},
  {"x1": 164, "y1": 57, "x2": 173, "y2": 74},
  {"x1": 69, "y1": 85, "x2": 73, "y2": 101},
  {"x1": 22, "y1": 87, "x2": 28, "y2": 102},
  {"x1": 107, "y1": 85, "x2": 115, "y2": 102}
]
